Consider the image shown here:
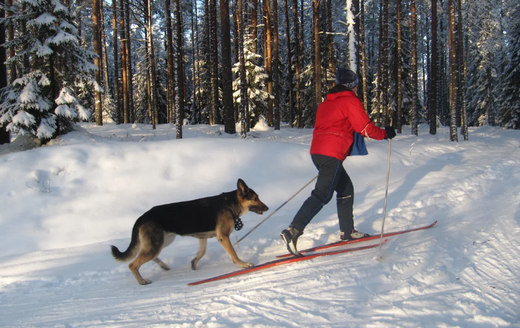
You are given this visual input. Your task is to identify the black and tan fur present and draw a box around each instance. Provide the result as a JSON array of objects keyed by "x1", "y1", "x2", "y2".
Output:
[{"x1": 111, "y1": 179, "x2": 269, "y2": 285}]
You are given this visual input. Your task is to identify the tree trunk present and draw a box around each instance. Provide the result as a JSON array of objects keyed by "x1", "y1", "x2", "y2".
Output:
[
  {"x1": 396, "y1": 0, "x2": 402, "y2": 132},
  {"x1": 221, "y1": 0, "x2": 235, "y2": 134},
  {"x1": 210, "y1": 0, "x2": 219, "y2": 124},
  {"x1": 166, "y1": 0, "x2": 175, "y2": 123},
  {"x1": 284, "y1": 0, "x2": 294, "y2": 127},
  {"x1": 112, "y1": 0, "x2": 120, "y2": 122},
  {"x1": 146, "y1": 33, "x2": 153, "y2": 125},
  {"x1": 204, "y1": 0, "x2": 211, "y2": 123},
  {"x1": 439, "y1": 9, "x2": 447, "y2": 126},
  {"x1": 125, "y1": 0, "x2": 134, "y2": 122},
  {"x1": 191, "y1": 0, "x2": 200, "y2": 123},
  {"x1": 264, "y1": 0, "x2": 273, "y2": 125},
  {"x1": 360, "y1": 0, "x2": 368, "y2": 112},
  {"x1": 237, "y1": 0, "x2": 249, "y2": 136},
  {"x1": 380, "y1": 0, "x2": 389, "y2": 127},
  {"x1": 251, "y1": 0, "x2": 258, "y2": 55},
  {"x1": 448, "y1": 0, "x2": 458, "y2": 141},
  {"x1": 346, "y1": 0, "x2": 356, "y2": 71},
  {"x1": 7, "y1": 0, "x2": 15, "y2": 84},
  {"x1": 457, "y1": 0, "x2": 467, "y2": 139},
  {"x1": 461, "y1": 35, "x2": 468, "y2": 140},
  {"x1": 273, "y1": 0, "x2": 280, "y2": 129},
  {"x1": 424, "y1": 15, "x2": 429, "y2": 122},
  {"x1": 147, "y1": 0, "x2": 158, "y2": 128},
  {"x1": 411, "y1": 0, "x2": 418, "y2": 136},
  {"x1": 313, "y1": 0, "x2": 322, "y2": 108},
  {"x1": 325, "y1": 0, "x2": 334, "y2": 89},
  {"x1": 429, "y1": 0, "x2": 438, "y2": 134},
  {"x1": 120, "y1": 0, "x2": 129, "y2": 123},
  {"x1": 293, "y1": 0, "x2": 302, "y2": 127},
  {"x1": 101, "y1": 4, "x2": 112, "y2": 120},
  {"x1": 352, "y1": 0, "x2": 360, "y2": 73},
  {"x1": 174, "y1": 0, "x2": 185, "y2": 138},
  {"x1": 0, "y1": 0, "x2": 9, "y2": 144},
  {"x1": 92, "y1": 0, "x2": 103, "y2": 126},
  {"x1": 374, "y1": 0, "x2": 384, "y2": 126}
]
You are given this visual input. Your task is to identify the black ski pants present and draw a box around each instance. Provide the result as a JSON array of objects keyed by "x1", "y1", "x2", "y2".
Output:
[{"x1": 289, "y1": 154, "x2": 355, "y2": 234}]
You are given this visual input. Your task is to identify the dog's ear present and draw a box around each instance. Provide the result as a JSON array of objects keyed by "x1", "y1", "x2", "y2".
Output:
[{"x1": 237, "y1": 178, "x2": 249, "y2": 195}]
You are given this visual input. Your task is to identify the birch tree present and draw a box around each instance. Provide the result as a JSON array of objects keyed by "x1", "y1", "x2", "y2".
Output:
[{"x1": 345, "y1": 0, "x2": 356, "y2": 71}]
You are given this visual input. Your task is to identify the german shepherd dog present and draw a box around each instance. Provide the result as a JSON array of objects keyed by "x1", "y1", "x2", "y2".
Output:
[{"x1": 111, "y1": 179, "x2": 269, "y2": 285}]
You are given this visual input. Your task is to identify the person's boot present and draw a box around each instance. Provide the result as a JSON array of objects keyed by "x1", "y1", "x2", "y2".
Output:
[
  {"x1": 340, "y1": 229, "x2": 369, "y2": 241},
  {"x1": 280, "y1": 227, "x2": 303, "y2": 257}
]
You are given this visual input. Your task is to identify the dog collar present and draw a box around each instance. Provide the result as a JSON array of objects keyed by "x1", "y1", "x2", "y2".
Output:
[
  {"x1": 232, "y1": 211, "x2": 244, "y2": 231},
  {"x1": 234, "y1": 217, "x2": 243, "y2": 231}
]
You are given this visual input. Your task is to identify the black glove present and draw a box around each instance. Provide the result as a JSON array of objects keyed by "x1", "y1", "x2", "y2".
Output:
[{"x1": 385, "y1": 126, "x2": 396, "y2": 139}]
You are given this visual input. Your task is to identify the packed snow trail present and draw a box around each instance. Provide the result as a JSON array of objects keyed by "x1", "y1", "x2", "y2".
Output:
[{"x1": 0, "y1": 123, "x2": 518, "y2": 327}]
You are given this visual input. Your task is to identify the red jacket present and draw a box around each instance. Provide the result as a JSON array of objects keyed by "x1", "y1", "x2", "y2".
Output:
[{"x1": 310, "y1": 85, "x2": 388, "y2": 161}]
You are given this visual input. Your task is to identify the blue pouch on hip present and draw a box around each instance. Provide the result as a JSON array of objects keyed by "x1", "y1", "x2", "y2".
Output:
[{"x1": 350, "y1": 132, "x2": 368, "y2": 156}]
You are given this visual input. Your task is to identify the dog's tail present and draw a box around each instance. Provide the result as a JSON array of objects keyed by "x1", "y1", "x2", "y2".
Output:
[{"x1": 111, "y1": 224, "x2": 140, "y2": 262}]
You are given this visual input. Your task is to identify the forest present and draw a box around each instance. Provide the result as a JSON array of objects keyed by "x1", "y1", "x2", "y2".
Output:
[{"x1": 0, "y1": 0, "x2": 518, "y2": 144}]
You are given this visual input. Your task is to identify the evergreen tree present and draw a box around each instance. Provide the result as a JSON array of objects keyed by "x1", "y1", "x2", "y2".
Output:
[
  {"x1": 299, "y1": 63, "x2": 318, "y2": 128},
  {"x1": 465, "y1": 0, "x2": 500, "y2": 126},
  {"x1": 232, "y1": 34, "x2": 270, "y2": 128},
  {"x1": 133, "y1": 45, "x2": 151, "y2": 123},
  {"x1": 497, "y1": 0, "x2": 520, "y2": 129},
  {"x1": 0, "y1": 0, "x2": 97, "y2": 142},
  {"x1": 400, "y1": 8, "x2": 414, "y2": 127}
]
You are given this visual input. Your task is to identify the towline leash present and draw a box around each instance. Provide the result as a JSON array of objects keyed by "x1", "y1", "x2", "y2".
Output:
[{"x1": 234, "y1": 174, "x2": 319, "y2": 247}]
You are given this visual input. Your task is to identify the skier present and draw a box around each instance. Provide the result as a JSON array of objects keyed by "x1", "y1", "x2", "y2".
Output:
[{"x1": 281, "y1": 68, "x2": 396, "y2": 256}]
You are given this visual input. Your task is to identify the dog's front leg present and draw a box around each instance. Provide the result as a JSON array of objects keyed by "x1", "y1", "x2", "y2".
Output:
[
  {"x1": 217, "y1": 234, "x2": 254, "y2": 269},
  {"x1": 191, "y1": 239, "x2": 207, "y2": 270}
]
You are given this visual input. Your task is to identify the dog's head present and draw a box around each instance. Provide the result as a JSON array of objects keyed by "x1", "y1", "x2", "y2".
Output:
[{"x1": 237, "y1": 178, "x2": 269, "y2": 215}]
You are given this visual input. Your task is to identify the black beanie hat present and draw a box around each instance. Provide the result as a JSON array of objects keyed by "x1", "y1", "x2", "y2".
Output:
[{"x1": 335, "y1": 68, "x2": 359, "y2": 89}]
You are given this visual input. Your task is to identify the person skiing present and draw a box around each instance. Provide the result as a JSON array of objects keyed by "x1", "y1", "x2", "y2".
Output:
[{"x1": 281, "y1": 68, "x2": 396, "y2": 257}]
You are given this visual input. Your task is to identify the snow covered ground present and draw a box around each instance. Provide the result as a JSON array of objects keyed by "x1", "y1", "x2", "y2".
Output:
[{"x1": 0, "y1": 121, "x2": 519, "y2": 327}]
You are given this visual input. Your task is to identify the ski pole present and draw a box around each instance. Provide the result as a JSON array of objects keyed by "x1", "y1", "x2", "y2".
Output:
[
  {"x1": 378, "y1": 139, "x2": 392, "y2": 259},
  {"x1": 234, "y1": 174, "x2": 319, "y2": 247}
]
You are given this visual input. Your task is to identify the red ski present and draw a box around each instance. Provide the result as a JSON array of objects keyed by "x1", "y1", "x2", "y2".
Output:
[
  {"x1": 276, "y1": 220, "x2": 437, "y2": 258},
  {"x1": 188, "y1": 239, "x2": 387, "y2": 286}
]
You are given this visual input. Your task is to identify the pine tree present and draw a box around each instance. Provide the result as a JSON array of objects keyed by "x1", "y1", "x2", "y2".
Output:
[
  {"x1": 300, "y1": 63, "x2": 318, "y2": 127},
  {"x1": 429, "y1": 0, "x2": 439, "y2": 134},
  {"x1": 497, "y1": 0, "x2": 520, "y2": 129},
  {"x1": 465, "y1": 0, "x2": 500, "y2": 126},
  {"x1": 0, "y1": 3, "x2": 9, "y2": 144},
  {"x1": 410, "y1": 0, "x2": 419, "y2": 136},
  {"x1": 232, "y1": 34, "x2": 270, "y2": 129},
  {"x1": 399, "y1": 1, "x2": 414, "y2": 128},
  {"x1": 220, "y1": 0, "x2": 235, "y2": 134},
  {"x1": 0, "y1": 0, "x2": 97, "y2": 142}
]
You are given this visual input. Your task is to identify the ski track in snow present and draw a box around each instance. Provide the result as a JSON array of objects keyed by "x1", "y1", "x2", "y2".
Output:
[{"x1": 0, "y1": 123, "x2": 519, "y2": 327}]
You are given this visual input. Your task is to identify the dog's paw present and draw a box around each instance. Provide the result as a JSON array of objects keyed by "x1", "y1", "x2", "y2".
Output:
[
  {"x1": 153, "y1": 258, "x2": 171, "y2": 271},
  {"x1": 158, "y1": 263, "x2": 171, "y2": 271},
  {"x1": 240, "y1": 262, "x2": 254, "y2": 269},
  {"x1": 139, "y1": 279, "x2": 152, "y2": 285}
]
